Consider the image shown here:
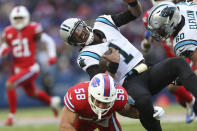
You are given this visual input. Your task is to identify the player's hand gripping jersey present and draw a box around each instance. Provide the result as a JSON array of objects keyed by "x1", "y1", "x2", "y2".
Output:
[
  {"x1": 173, "y1": 2, "x2": 197, "y2": 57},
  {"x1": 64, "y1": 82, "x2": 128, "y2": 129},
  {"x1": 77, "y1": 15, "x2": 144, "y2": 85},
  {"x1": 2, "y1": 22, "x2": 42, "y2": 68}
]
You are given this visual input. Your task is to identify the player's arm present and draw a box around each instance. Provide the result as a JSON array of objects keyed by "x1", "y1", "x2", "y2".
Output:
[
  {"x1": 86, "y1": 65, "x2": 100, "y2": 79},
  {"x1": 101, "y1": 47, "x2": 120, "y2": 78},
  {"x1": 59, "y1": 106, "x2": 78, "y2": 131},
  {"x1": 0, "y1": 34, "x2": 11, "y2": 57},
  {"x1": 118, "y1": 102, "x2": 139, "y2": 119},
  {"x1": 141, "y1": 30, "x2": 152, "y2": 52},
  {"x1": 111, "y1": 0, "x2": 142, "y2": 27},
  {"x1": 36, "y1": 32, "x2": 57, "y2": 65},
  {"x1": 118, "y1": 103, "x2": 165, "y2": 120}
]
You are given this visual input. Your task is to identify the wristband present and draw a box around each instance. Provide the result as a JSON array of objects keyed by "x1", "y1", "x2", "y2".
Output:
[
  {"x1": 107, "y1": 62, "x2": 119, "y2": 74},
  {"x1": 128, "y1": 0, "x2": 138, "y2": 7}
]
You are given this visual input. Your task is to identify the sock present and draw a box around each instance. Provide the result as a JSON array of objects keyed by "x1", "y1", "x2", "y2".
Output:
[
  {"x1": 7, "y1": 89, "x2": 17, "y2": 114},
  {"x1": 173, "y1": 86, "x2": 193, "y2": 103},
  {"x1": 36, "y1": 90, "x2": 51, "y2": 105}
]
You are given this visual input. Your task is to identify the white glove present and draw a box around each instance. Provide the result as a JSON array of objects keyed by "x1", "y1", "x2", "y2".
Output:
[{"x1": 153, "y1": 106, "x2": 165, "y2": 120}]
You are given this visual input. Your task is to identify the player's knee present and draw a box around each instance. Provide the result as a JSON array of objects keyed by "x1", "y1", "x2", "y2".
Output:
[{"x1": 6, "y1": 82, "x2": 14, "y2": 90}]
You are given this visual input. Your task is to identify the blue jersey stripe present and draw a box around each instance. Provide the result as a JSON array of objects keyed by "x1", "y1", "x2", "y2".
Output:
[
  {"x1": 174, "y1": 40, "x2": 197, "y2": 53},
  {"x1": 79, "y1": 51, "x2": 100, "y2": 60},
  {"x1": 176, "y1": 2, "x2": 187, "y2": 5},
  {"x1": 96, "y1": 17, "x2": 119, "y2": 31}
]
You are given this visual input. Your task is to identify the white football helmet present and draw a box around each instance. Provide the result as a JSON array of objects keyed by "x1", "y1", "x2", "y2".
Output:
[
  {"x1": 148, "y1": 2, "x2": 181, "y2": 40},
  {"x1": 88, "y1": 73, "x2": 117, "y2": 119},
  {"x1": 59, "y1": 18, "x2": 94, "y2": 46},
  {"x1": 9, "y1": 6, "x2": 30, "y2": 30}
]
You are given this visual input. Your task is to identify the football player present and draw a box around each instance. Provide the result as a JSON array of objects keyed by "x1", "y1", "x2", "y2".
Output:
[
  {"x1": 0, "y1": 5, "x2": 60, "y2": 125},
  {"x1": 141, "y1": 0, "x2": 196, "y2": 123},
  {"x1": 59, "y1": 0, "x2": 197, "y2": 130},
  {"x1": 60, "y1": 73, "x2": 165, "y2": 131},
  {"x1": 147, "y1": 0, "x2": 197, "y2": 123}
]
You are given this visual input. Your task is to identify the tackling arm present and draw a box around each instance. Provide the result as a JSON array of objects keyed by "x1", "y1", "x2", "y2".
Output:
[
  {"x1": 118, "y1": 103, "x2": 165, "y2": 120},
  {"x1": 59, "y1": 107, "x2": 78, "y2": 131}
]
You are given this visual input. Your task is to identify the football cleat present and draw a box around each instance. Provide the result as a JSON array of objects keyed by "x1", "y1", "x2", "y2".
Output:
[
  {"x1": 50, "y1": 96, "x2": 61, "y2": 117},
  {"x1": 186, "y1": 97, "x2": 196, "y2": 123},
  {"x1": 4, "y1": 117, "x2": 14, "y2": 126}
]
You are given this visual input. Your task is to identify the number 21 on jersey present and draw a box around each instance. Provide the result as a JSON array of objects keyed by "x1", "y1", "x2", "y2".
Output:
[{"x1": 12, "y1": 38, "x2": 31, "y2": 57}]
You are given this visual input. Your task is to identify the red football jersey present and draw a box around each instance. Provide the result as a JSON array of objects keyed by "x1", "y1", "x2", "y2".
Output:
[
  {"x1": 2, "y1": 22, "x2": 43, "y2": 68},
  {"x1": 64, "y1": 82, "x2": 128, "y2": 121}
]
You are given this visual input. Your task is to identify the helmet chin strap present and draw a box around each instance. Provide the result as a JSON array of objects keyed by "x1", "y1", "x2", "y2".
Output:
[
  {"x1": 84, "y1": 29, "x2": 94, "y2": 46},
  {"x1": 98, "y1": 111, "x2": 102, "y2": 119}
]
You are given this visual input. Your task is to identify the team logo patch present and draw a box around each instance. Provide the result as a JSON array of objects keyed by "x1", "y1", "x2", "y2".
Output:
[{"x1": 91, "y1": 77, "x2": 100, "y2": 87}]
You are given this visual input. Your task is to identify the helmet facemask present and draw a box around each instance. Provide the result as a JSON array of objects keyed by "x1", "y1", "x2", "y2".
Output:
[
  {"x1": 60, "y1": 19, "x2": 94, "y2": 47},
  {"x1": 88, "y1": 95, "x2": 115, "y2": 119}
]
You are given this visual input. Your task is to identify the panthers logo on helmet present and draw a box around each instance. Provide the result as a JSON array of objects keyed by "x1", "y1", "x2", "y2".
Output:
[{"x1": 160, "y1": 6, "x2": 176, "y2": 20}]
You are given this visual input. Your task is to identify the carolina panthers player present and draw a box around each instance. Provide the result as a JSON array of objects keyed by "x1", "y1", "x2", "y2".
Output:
[
  {"x1": 141, "y1": 0, "x2": 196, "y2": 124},
  {"x1": 59, "y1": 0, "x2": 197, "y2": 130}
]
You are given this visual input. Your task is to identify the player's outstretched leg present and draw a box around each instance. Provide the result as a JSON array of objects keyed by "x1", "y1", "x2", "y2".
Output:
[
  {"x1": 4, "y1": 84, "x2": 17, "y2": 126},
  {"x1": 33, "y1": 90, "x2": 61, "y2": 117}
]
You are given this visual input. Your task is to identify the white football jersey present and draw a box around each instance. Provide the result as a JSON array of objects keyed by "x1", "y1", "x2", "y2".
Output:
[
  {"x1": 77, "y1": 15, "x2": 144, "y2": 85},
  {"x1": 173, "y1": 2, "x2": 197, "y2": 56}
]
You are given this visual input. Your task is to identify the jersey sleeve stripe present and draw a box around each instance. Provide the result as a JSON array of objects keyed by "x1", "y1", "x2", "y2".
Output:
[
  {"x1": 79, "y1": 51, "x2": 100, "y2": 60},
  {"x1": 64, "y1": 93, "x2": 75, "y2": 112},
  {"x1": 112, "y1": 113, "x2": 121, "y2": 131},
  {"x1": 174, "y1": 40, "x2": 197, "y2": 53},
  {"x1": 96, "y1": 17, "x2": 119, "y2": 31},
  {"x1": 64, "y1": 97, "x2": 75, "y2": 112},
  {"x1": 66, "y1": 93, "x2": 75, "y2": 108}
]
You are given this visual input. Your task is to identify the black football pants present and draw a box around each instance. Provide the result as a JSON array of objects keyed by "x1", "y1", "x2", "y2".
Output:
[{"x1": 123, "y1": 57, "x2": 197, "y2": 131}]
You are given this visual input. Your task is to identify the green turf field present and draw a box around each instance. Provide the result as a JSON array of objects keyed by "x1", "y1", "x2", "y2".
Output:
[{"x1": 0, "y1": 104, "x2": 196, "y2": 131}]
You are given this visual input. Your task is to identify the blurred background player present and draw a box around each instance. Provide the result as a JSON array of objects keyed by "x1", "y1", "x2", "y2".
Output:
[
  {"x1": 0, "y1": 5, "x2": 60, "y2": 125},
  {"x1": 60, "y1": 73, "x2": 165, "y2": 131},
  {"x1": 140, "y1": 0, "x2": 196, "y2": 123}
]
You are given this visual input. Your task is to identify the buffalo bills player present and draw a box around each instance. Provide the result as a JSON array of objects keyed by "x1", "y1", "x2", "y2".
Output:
[
  {"x1": 0, "y1": 5, "x2": 60, "y2": 125},
  {"x1": 60, "y1": 73, "x2": 164, "y2": 131},
  {"x1": 141, "y1": 0, "x2": 196, "y2": 123},
  {"x1": 59, "y1": 0, "x2": 197, "y2": 130}
]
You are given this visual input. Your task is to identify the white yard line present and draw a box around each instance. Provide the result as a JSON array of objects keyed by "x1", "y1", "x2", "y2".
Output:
[{"x1": 0, "y1": 113, "x2": 196, "y2": 127}]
